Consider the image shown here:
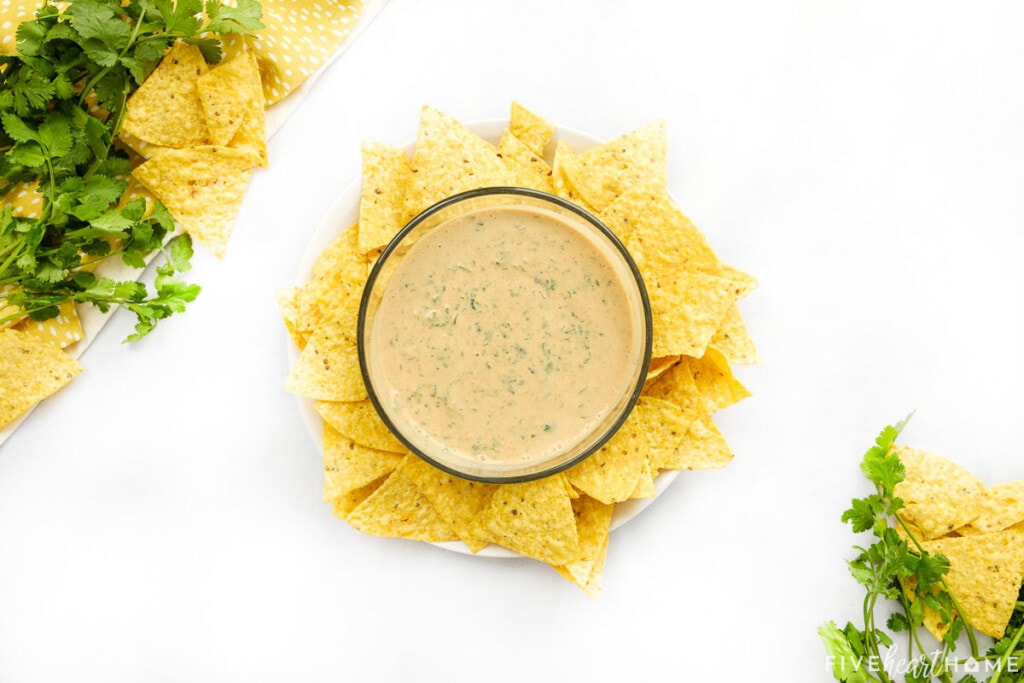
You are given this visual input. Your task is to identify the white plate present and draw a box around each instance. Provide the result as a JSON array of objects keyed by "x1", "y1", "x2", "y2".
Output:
[{"x1": 288, "y1": 119, "x2": 678, "y2": 557}]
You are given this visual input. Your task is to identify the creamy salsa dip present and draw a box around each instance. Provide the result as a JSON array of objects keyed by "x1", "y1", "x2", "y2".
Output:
[{"x1": 367, "y1": 205, "x2": 643, "y2": 472}]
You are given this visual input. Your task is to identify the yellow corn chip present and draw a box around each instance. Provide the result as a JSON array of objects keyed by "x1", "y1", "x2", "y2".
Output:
[
  {"x1": 228, "y1": 106, "x2": 269, "y2": 168},
  {"x1": 630, "y1": 456, "x2": 657, "y2": 499},
  {"x1": 961, "y1": 480, "x2": 1024, "y2": 535},
  {"x1": 684, "y1": 347, "x2": 751, "y2": 413},
  {"x1": 620, "y1": 184, "x2": 723, "y2": 277},
  {"x1": 132, "y1": 145, "x2": 255, "y2": 257},
  {"x1": 331, "y1": 476, "x2": 385, "y2": 520},
  {"x1": 645, "y1": 270, "x2": 737, "y2": 358},
  {"x1": 566, "y1": 120, "x2": 667, "y2": 211},
  {"x1": 402, "y1": 106, "x2": 516, "y2": 220},
  {"x1": 478, "y1": 473, "x2": 579, "y2": 565},
  {"x1": 709, "y1": 304, "x2": 759, "y2": 365},
  {"x1": 285, "y1": 226, "x2": 367, "y2": 347},
  {"x1": 891, "y1": 445, "x2": 985, "y2": 540},
  {"x1": 659, "y1": 405, "x2": 733, "y2": 470},
  {"x1": 635, "y1": 395, "x2": 701, "y2": 471},
  {"x1": 510, "y1": 101, "x2": 554, "y2": 158},
  {"x1": 566, "y1": 406, "x2": 648, "y2": 504},
  {"x1": 0, "y1": 327, "x2": 82, "y2": 429},
  {"x1": 722, "y1": 264, "x2": 759, "y2": 299},
  {"x1": 358, "y1": 142, "x2": 411, "y2": 255},
  {"x1": 345, "y1": 457, "x2": 458, "y2": 542},
  {"x1": 284, "y1": 299, "x2": 366, "y2": 402},
  {"x1": 122, "y1": 42, "x2": 210, "y2": 148},
  {"x1": 275, "y1": 286, "x2": 307, "y2": 349},
  {"x1": 14, "y1": 301, "x2": 83, "y2": 349},
  {"x1": 645, "y1": 355, "x2": 681, "y2": 387},
  {"x1": 910, "y1": 524, "x2": 1024, "y2": 639},
  {"x1": 550, "y1": 140, "x2": 596, "y2": 214},
  {"x1": 315, "y1": 399, "x2": 405, "y2": 453},
  {"x1": 643, "y1": 359, "x2": 705, "y2": 423},
  {"x1": 554, "y1": 495, "x2": 614, "y2": 597},
  {"x1": 497, "y1": 129, "x2": 555, "y2": 193},
  {"x1": 322, "y1": 423, "x2": 404, "y2": 502},
  {"x1": 402, "y1": 456, "x2": 498, "y2": 553},
  {"x1": 197, "y1": 50, "x2": 262, "y2": 147}
]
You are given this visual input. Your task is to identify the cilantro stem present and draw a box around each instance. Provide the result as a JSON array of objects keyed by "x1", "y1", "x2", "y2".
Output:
[
  {"x1": 991, "y1": 617, "x2": 1024, "y2": 683},
  {"x1": 895, "y1": 512, "x2": 982, "y2": 658}
]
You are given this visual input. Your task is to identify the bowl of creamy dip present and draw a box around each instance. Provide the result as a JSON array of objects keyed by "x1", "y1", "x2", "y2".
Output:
[{"x1": 358, "y1": 187, "x2": 652, "y2": 483}]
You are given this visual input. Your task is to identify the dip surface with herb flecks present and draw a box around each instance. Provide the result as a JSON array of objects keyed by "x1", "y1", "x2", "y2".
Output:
[{"x1": 368, "y1": 207, "x2": 641, "y2": 468}]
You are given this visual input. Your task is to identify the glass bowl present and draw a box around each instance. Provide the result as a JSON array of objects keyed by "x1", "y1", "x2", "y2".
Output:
[{"x1": 357, "y1": 187, "x2": 652, "y2": 483}]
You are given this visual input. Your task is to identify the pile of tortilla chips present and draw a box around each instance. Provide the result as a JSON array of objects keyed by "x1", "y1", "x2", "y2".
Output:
[
  {"x1": 892, "y1": 444, "x2": 1024, "y2": 639},
  {"x1": 279, "y1": 102, "x2": 757, "y2": 595},
  {"x1": 120, "y1": 42, "x2": 269, "y2": 258}
]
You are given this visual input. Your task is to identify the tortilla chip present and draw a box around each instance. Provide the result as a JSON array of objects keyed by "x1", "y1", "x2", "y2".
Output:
[
  {"x1": 358, "y1": 142, "x2": 411, "y2": 254},
  {"x1": 912, "y1": 524, "x2": 1024, "y2": 639},
  {"x1": 509, "y1": 101, "x2": 554, "y2": 158},
  {"x1": 566, "y1": 406, "x2": 648, "y2": 504},
  {"x1": 315, "y1": 399, "x2": 405, "y2": 453},
  {"x1": 497, "y1": 129, "x2": 554, "y2": 193},
  {"x1": 284, "y1": 299, "x2": 366, "y2": 402},
  {"x1": 345, "y1": 458, "x2": 458, "y2": 542},
  {"x1": 228, "y1": 105, "x2": 269, "y2": 168},
  {"x1": 550, "y1": 140, "x2": 596, "y2": 214},
  {"x1": 684, "y1": 347, "x2": 751, "y2": 413},
  {"x1": 0, "y1": 327, "x2": 82, "y2": 430},
  {"x1": 643, "y1": 359, "x2": 705, "y2": 423},
  {"x1": 402, "y1": 456, "x2": 498, "y2": 552},
  {"x1": 478, "y1": 473, "x2": 579, "y2": 565},
  {"x1": 891, "y1": 445, "x2": 985, "y2": 540},
  {"x1": 131, "y1": 145, "x2": 256, "y2": 257},
  {"x1": 331, "y1": 477, "x2": 385, "y2": 520},
  {"x1": 285, "y1": 223, "x2": 371, "y2": 344},
  {"x1": 554, "y1": 495, "x2": 614, "y2": 597},
  {"x1": 565, "y1": 120, "x2": 667, "y2": 211},
  {"x1": 645, "y1": 355, "x2": 680, "y2": 387},
  {"x1": 961, "y1": 480, "x2": 1024, "y2": 535},
  {"x1": 322, "y1": 423, "x2": 404, "y2": 502},
  {"x1": 644, "y1": 270, "x2": 737, "y2": 358},
  {"x1": 122, "y1": 42, "x2": 210, "y2": 148},
  {"x1": 402, "y1": 106, "x2": 516, "y2": 220},
  {"x1": 709, "y1": 304, "x2": 759, "y2": 365},
  {"x1": 658, "y1": 406, "x2": 734, "y2": 471},
  {"x1": 197, "y1": 50, "x2": 262, "y2": 146},
  {"x1": 630, "y1": 456, "x2": 657, "y2": 499},
  {"x1": 635, "y1": 395, "x2": 701, "y2": 471},
  {"x1": 610, "y1": 185, "x2": 723, "y2": 278},
  {"x1": 722, "y1": 264, "x2": 759, "y2": 299},
  {"x1": 275, "y1": 286, "x2": 307, "y2": 348}
]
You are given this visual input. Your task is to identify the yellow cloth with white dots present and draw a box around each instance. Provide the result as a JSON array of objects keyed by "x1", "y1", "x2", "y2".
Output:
[{"x1": 222, "y1": 0, "x2": 363, "y2": 104}]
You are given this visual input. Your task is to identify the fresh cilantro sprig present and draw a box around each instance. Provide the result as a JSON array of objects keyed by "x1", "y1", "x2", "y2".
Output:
[
  {"x1": 820, "y1": 416, "x2": 1024, "y2": 683},
  {"x1": 0, "y1": 0, "x2": 262, "y2": 340}
]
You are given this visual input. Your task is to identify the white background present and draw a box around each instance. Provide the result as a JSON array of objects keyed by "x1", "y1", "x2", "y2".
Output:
[{"x1": 3, "y1": 1, "x2": 1024, "y2": 681}]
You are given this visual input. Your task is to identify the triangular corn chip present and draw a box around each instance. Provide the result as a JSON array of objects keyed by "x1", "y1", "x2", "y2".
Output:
[
  {"x1": 0, "y1": 327, "x2": 82, "y2": 429},
  {"x1": 132, "y1": 145, "x2": 256, "y2": 257},
  {"x1": 122, "y1": 42, "x2": 210, "y2": 148}
]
